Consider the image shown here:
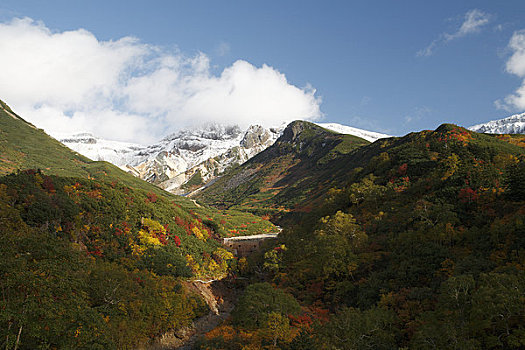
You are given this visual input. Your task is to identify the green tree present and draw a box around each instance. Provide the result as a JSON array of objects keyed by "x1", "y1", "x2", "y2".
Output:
[
  {"x1": 264, "y1": 311, "x2": 291, "y2": 347},
  {"x1": 470, "y1": 272, "x2": 525, "y2": 348},
  {"x1": 506, "y1": 159, "x2": 525, "y2": 200},
  {"x1": 313, "y1": 211, "x2": 367, "y2": 280},
  {"x1": 232, "y1": 283, "x2": 301, "y2": 329},
  {"x1": 413, "y1": 272, "x2": 525, "y2": 349},
  {"x1": 316, "y1": 306, "x2": 398, "y2": 350},
  {"x1": 140, "y1": 244, "x2": 192, "y2": 278}
]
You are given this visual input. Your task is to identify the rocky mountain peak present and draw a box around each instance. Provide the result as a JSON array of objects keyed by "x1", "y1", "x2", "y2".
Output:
[
  {"x1": 163, "y1": 124, "x2": 243, "y2": 142},
  {"x1": 469, "y1": 113, "x2": 525, "y2": 134},
  {"x1": 59, "y1": 120, "x2": 387, "y2": 195},
  {"x1": 241, "y1": 125, "x2": 272, "y2": 148},
  {"x1": 279, "y1": 120, "x2": 325, "y2": 143}
]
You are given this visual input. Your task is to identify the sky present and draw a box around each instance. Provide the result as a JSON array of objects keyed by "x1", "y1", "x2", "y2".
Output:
[{"x1": 0, "y1": 0, "x2": 525, "y2": 144}]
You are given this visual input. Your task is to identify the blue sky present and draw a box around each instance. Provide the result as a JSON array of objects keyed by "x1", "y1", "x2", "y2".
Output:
[{"x1": 1, "y1": 0, "x2": 525, "y2": 142}]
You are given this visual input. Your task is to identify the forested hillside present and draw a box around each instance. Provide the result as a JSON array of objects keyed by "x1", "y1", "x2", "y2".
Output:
[
  {"x1": 0, "y1": 101, "x2": 276, "y2": 349},
  {"x1": 198, "y1": 124, "x2": 525, "y2": 349},
  {"x1": 2, "y1": 96, "x2": 525, "y2": 349}
]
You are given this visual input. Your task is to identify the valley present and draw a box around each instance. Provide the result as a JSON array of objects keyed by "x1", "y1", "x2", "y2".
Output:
[
  {"x1": 3, "y1": 2, "x2": 525, "y2": 349},
  {"x1": 1, "y1": 99, "x2": 525, "y2": 349}
]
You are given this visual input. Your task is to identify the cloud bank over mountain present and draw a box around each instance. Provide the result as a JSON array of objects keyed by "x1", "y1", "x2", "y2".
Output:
[{"x1": 0, "y1": 18, "x2": 322, "y2": 143}]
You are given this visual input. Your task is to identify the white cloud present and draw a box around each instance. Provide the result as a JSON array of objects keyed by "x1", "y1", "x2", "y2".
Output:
[
  {"x1": 447, "y1": 9, "x2": 490, "y2": 40},
  {"x1": 496, "y1": 30, "x2": 525, "y2": 111},
  {"x1": 417, "y1": 9, "x2": 491, "y2": 57},
  {"x1": 506, "y1": 30, "x2": 525, "y2": 76},
  {"x1": 0, "y1": 17, "x2": 322, "y2": 144}
]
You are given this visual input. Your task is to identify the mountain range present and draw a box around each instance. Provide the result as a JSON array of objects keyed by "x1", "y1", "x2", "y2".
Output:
[
  {"x1": 59, "y1": 122, "x2": 390, "y2": 194},
  {"x1": 57, "y1": 112, "x2": 525, "y2": 197},
  {"x1": 469, "y1": 112, "x2": 525, "y2": 134}
]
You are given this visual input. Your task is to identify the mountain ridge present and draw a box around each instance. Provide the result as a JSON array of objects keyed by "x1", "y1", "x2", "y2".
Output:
[
  {"x1": 469, "y1": 112, "x2": 525, "y2": 134},
  {"x1": 194, "y1": 120, "x2": 373, "y2": 219},
  {"x1": 58, "y1": 121, "x2": 390, "y2": 194},
  {"x1": 195, "y1": 121, "x2": 525, "y2": 222}
]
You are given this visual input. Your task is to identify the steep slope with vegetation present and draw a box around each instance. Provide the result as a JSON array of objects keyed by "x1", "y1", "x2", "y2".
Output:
[
  {"x1": 0, "y1": 100, "x2": 276, "y2": 349},
  {"x1": 195, "y1": 120, "x2": 370, "y2": 220},
  {"x1": 198, "y1": 124, "x2": 525, "y2": 349},
  {"x1": 0, "y1": 99, "x2": 276, "y2": 239},
  {"x1": 0, "y1": 100, "x2": 169, "y2": 196}
]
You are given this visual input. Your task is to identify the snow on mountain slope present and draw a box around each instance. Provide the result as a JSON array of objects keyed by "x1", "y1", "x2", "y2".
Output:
[
  {"x1": 57, "y1": 133, "x2": 146, "y2": 167},
  {"x1": 316, "y1": 123, "x2": 390, "y2": 142},
  {"x1": 130, "y1": 124, "x2": 245, "y2": 181},
  {"x1": 469, "y1": 113, "x2": 525, "y2": 134},
  {"x1": 130, "y1": 124, "x2": 282, "y2": 193},
  {"x1": 60, "y1": 124, "x2": 282, "y2": 194},
  {"x1": 59, "y1": 121, "x2": 388, "y2": 194}
]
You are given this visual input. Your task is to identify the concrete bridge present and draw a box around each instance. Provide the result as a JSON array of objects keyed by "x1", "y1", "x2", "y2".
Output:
[{"x1": 222, "y1": 233, "x2": 279, "y2": 256}]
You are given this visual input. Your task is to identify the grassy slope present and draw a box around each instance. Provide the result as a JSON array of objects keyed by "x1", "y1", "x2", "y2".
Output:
[
  {"x1": 0, "y1": 100, "x2": 170, "y2": 195},
  {"x1": 195, "y1": 120, "x2": 370, "y2": 217}
]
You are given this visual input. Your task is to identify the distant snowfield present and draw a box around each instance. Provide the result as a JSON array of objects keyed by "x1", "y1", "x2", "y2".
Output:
[
  {"x1": 55, "y1": 132, "x2": 145, "y2": 167},
  {"x1": 469, "y1": 113, "x2": 525, "y2": 134},
  {"x1": 316, "y1": 122, "x2": 391, "y2": 142}
]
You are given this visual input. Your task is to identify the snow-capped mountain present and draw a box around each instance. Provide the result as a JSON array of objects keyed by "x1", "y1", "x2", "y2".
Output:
[
  {"x1": 469, "y1": 113, "x2": 525, "y2": 134},
  {"x1": 316, "y1": 123, "x2": 390, "y2": 142},
  {"x1": 129, "y1": 124, "x2": 282, "y2": 193},
  {"x1": 60, "y1": 124, "x2": 282, "y2": 194},
  {"x1": 59, "y1": 121, "x2": 389, "y2": 194}
]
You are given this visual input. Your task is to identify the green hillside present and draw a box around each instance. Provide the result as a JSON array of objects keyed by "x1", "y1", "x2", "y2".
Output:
[
  {"x1": 198, "y1": 123, "x2": 525, "y2": 349},
  {"x1": 0, "y1": 100, "x2": 276, "y2": 349},
  {"x1": 3, "y1": 95, "x2": 525, "y2": 349},
  {"x1": 0, "y1": 99, "x2": 173, "y2": 196},
  {"x1": 195, "y1": 120, "x2": 370, "y2": 218}
]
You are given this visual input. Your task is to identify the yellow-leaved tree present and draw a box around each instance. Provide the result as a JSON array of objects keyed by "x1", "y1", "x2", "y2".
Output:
[{"x1": 134, "y1": 218, "x2": 168, "y2": 255}]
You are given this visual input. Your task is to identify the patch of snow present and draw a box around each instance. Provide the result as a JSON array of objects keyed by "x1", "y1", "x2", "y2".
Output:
[
  {"x1": 57, "y1": 132, "x2": 146, "y2": 166},
  {"x1": 316, "y1": 123, "x2": 391, "y2": 142}
]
